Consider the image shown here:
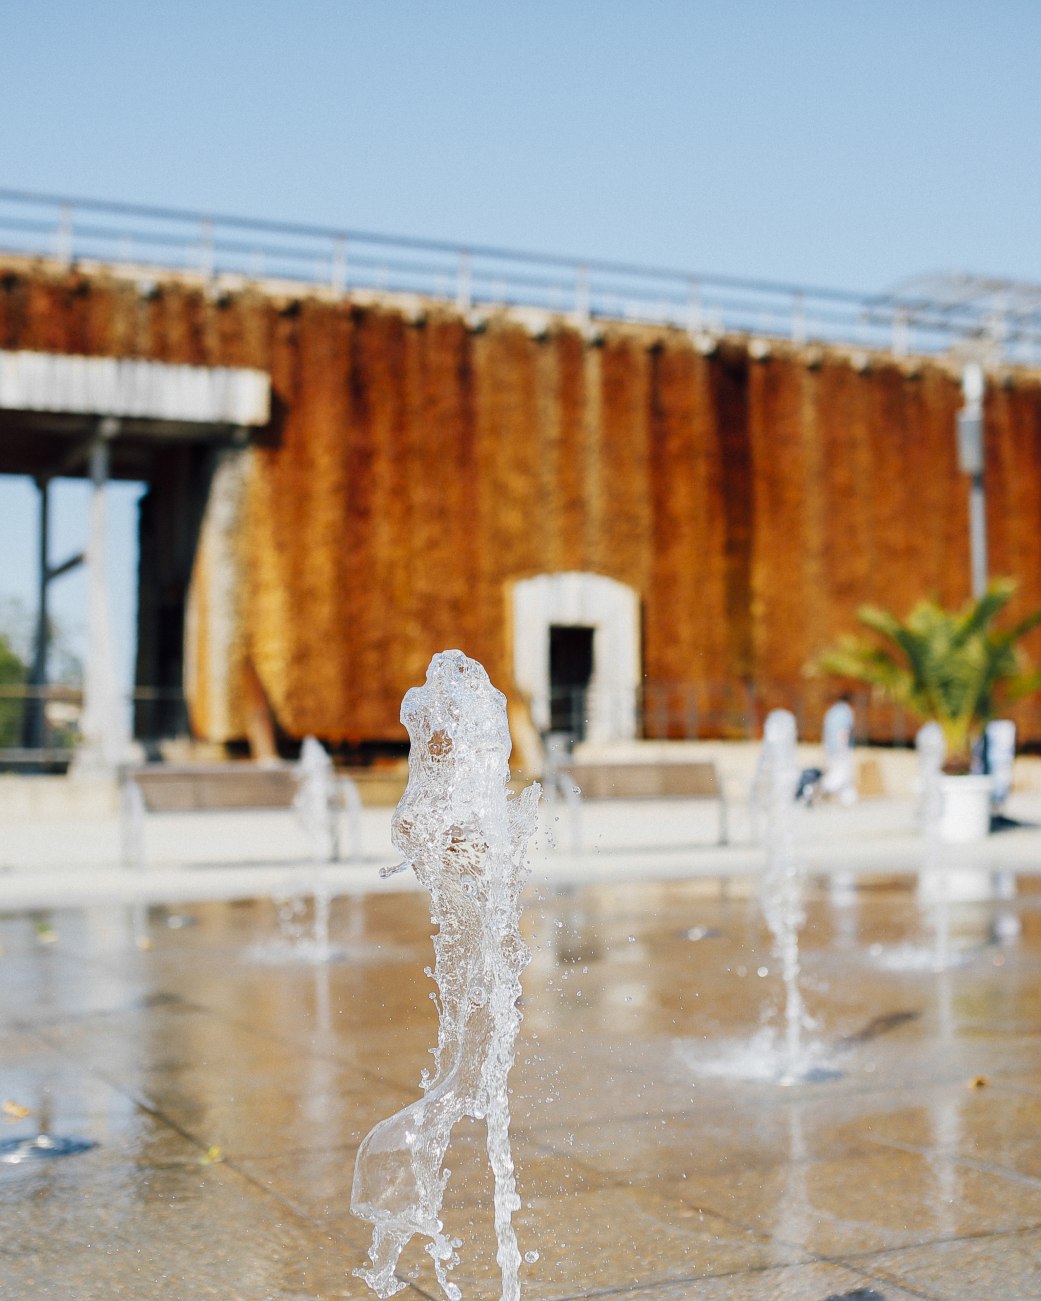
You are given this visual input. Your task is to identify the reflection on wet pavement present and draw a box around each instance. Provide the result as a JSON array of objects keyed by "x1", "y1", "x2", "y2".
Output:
[{"x1": 1, "y1": 878, "x2": 1040, "y2": 1299}]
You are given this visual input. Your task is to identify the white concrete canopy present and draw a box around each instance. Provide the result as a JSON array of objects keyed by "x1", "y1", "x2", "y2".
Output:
[
  {"x1": 511, "y1": 571, "x2": 641, "y2": 743},
  {"x1": 0, "y1": 350, "x2": 270, "y2": 425},
  {"x1": 0, "y1": 350, "x2": 269, "y2": 775}
]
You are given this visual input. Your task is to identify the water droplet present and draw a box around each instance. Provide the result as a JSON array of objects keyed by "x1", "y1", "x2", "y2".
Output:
[
  {"x1": 524, "y1": 1250, "x2": 540, "y2": 1264},
  {"x1": 757, "y1": 966, "x2": 769, "y2": 978},
  {"x1": 627, "y1": 935, "x2": 636, "y2": 942}
]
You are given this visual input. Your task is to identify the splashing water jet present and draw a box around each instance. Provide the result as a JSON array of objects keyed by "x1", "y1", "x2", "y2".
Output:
[
  {"x1": 676, "y1": 710, "x2": 839, "y2": 1084},
  {"x1": 873, "y1": 723, "x2": 972, "y2": 972},
  {"x1": 352, "y1": 651, "x2": 540, "y2": 1301},
  {"x1": 755, "y1": 709, "x2": 811, "y2": 1083},
  {"x1": 292, "y1": 735, "x2": 339, "y2": 961},
  {"x1": 252, "y1": 736, "x2": 345, "y2": 964}
]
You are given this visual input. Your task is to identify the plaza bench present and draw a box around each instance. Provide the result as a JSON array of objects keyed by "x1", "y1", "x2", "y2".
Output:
[
  {"x1": 119, "y1": 762, "x2": 363, "y2": 869},
  {"x1": 554, "y1": 759, "x2": 728, "y2": 848}
]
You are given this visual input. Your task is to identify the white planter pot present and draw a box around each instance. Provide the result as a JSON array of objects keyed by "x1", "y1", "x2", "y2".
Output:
[{"x1": 938, "y1": 774, "x2": 993, "y2": 843}]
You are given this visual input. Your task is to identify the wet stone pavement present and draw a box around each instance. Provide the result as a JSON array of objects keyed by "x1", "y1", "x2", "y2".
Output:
[{"x1": 1, "y1": 875, "x2": 1041, "y2": 1301}]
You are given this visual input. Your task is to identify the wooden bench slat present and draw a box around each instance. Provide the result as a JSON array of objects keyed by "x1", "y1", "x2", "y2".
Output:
[
  {"x1": 560, "y1": 761, "x2": 722, "y2": 800},
  {"x1": 556, "y1": 759, "x2": 728, "y2": 846},
  {"x1": 127, "y1": 765, "x2": 297, "y2": 813}
]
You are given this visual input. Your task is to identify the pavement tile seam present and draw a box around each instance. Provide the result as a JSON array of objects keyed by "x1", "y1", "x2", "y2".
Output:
[
  {"x1": 525, "y1": 1071, "x2": 984, "y2": 1144},
  {"x1": 811, "y1": 1264, "x2": 943, "y2": 1301},
  {"x1": 649, "y1": 1178, "x2": 914, "y2": 1278},
  {"x1": 27, "y1": 995, "x2": 344, "y2": 1081},
  {"x1": 739, "y1": 1233, "x2": 983, "y2": 1295},
  {"x1": 0, "y1": 1028, "x2": 268, "y2": 1173},
  {"x1": 7, "y1": 990, "x2": 200, "y2": 1034},
  {"x1": 644, "y1": 1194, "x2": 826, "y2": 1267},
  {"x1": 822, "y1": 1224, "x2": 1041, "y2": 1300},
  {"x1": 498, "y1": 1255, "x2": 929, "y2": 1301},
  {"x1": 817, "y1": 1218, "x2": 1041, "y2": 1265},
  {"x1": 214, "y1": 1153, "x2": 368, "y2": 1241},
  {"x1": 866, "y1": 1133, "x2": 1041, "y2": 1194}
]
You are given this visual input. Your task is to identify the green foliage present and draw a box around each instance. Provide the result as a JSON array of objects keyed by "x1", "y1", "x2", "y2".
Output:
[
  {"x1": 816, "y1": 579, "x2": 1041, "y2": 768},
  {"x1": 0, "y1": 631, "x2": 26, "y2": 749}
]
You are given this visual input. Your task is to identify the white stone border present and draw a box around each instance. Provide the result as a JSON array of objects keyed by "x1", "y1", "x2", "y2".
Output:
[{"x1": 510, "y1": 572, "x2": 641, "y2": 743}]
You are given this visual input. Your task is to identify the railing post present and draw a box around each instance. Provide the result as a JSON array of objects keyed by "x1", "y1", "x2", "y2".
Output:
[
  {"x1": 55, "y1": 202, "x2": 74, "y2": 265},
  {"x1": 891, "y1": 309, "x2": 909, "y2": 358},
  {"x1": 686, "y1": 279, "x2": 702, "y2": 337},
  {"x1": 575, "y1": 264, "x2": 590, "y2": 330},
  {"x1": 456, "y1": 249, "x2": 472, "y2": 315},
  {"x1": 986, "y1": 292, "x2": 1007, "y2": 361},
  {"x1": 199, "y1": 217, "x2": 215, "y2": 280},
  {"x1": 792, "y1": 291, "x2": 806, "y2": 345},
  {"x1": 331, "y1": 235, "x2": 348, "y2": 294}
]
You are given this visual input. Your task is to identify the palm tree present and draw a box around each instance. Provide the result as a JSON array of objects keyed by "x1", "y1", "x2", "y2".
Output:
[{"x1": 816, "y1": 579, "x2": 1041, "y2": 772}]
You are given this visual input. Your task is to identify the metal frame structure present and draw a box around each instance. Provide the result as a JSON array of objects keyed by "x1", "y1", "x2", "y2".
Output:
[{"x1": 3, "y1": 187, "x2": 1041, "y2": 362}]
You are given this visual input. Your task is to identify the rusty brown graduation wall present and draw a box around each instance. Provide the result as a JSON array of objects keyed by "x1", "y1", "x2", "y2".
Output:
[{"x1": 4, "y1": 261, "x2": 1041, "y2": 747}]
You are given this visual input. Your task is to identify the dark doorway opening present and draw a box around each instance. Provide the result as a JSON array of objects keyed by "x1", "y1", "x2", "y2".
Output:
[{"x1": 549, "y1": 625, "x2": 595, "y2": 739}]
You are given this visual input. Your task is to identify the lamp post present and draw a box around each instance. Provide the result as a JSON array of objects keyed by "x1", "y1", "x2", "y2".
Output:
[{"x1": 956, "y1": 362, "x2": 987, "y2": 599}]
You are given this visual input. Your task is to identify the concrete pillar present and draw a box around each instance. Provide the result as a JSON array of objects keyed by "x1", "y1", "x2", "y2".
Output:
[
  {"x1": 74, "y1": 419, "x2": 134, "y2": 776},
  {"x1": 22, "y1": 477, "x2": 50, "y2": 754}
]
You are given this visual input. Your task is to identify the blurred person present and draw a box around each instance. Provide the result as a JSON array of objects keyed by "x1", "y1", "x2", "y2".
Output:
[
  {"x1": 985, "y1": 718, "x2": 1016, "y2": 813},
  {"x1": 821, "y1": 692, "x2": 856, "y2": 805}
]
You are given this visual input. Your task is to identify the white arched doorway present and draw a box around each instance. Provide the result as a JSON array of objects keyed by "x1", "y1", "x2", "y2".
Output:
[{"x1": 510, "y1": 572, "x2": 641, "y2": 743}]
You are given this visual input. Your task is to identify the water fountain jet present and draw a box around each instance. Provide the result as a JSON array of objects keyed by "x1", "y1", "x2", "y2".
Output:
[
  {"x1": 753, "y1": 709, "x2": 835, "y2": 1084},
  {"x1": 351, "y1": 651, "x2": 540, "y2": 1301},
  {"x1": 246, "y1": 736, "x2": 348, "y2": 964},
  {"x1": 292, "y1": 735, "x2": 339, "y2": 962}
]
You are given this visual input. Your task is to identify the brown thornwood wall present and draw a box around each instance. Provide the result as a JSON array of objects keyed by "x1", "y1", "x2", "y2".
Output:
[{"x1": 4, "y1": 262, "x2": 1041, "y2": 745}]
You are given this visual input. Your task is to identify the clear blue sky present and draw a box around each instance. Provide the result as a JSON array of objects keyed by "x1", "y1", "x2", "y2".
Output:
[{"x1": 1, "y1": 0, "x2": 1038, "y2": 684}]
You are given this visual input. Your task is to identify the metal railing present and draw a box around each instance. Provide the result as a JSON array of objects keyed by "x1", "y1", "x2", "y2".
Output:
[
  {"x1": 5, "y1": 677, "x2": 1041, "y2": 767},
  {"x1": 2, "y1": 187, "x2": 1039, "y2": 362},
  {"x1": 0, "y1": 683, "x2": 189, "y2": 769},
  {"x1": 548, "y1": 682, "x2": 876, "y2": 745},
  {"x1": 547, "y1": 682, "x2": 1041, "y2": 750}
]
